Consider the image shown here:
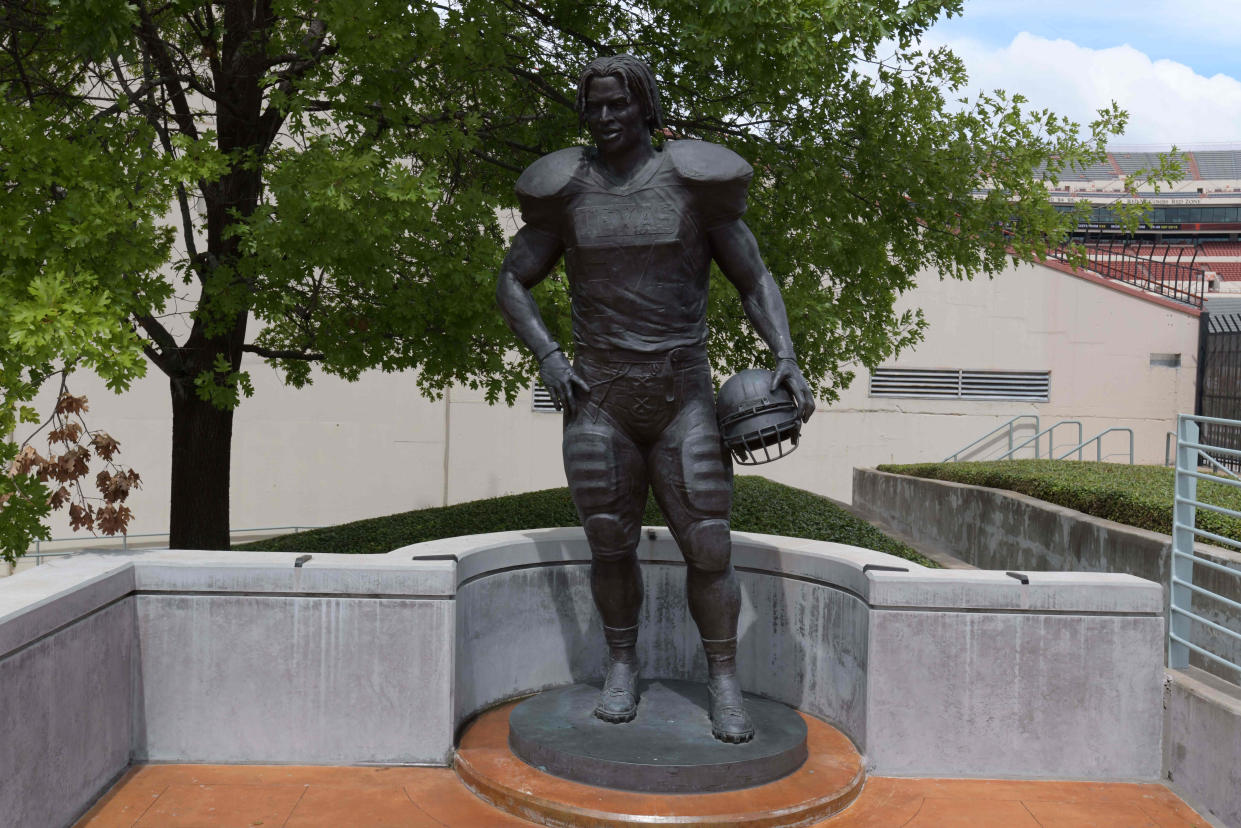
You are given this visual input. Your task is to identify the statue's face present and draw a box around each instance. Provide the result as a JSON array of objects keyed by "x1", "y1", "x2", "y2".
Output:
[{"x1": 584, "y1": 74, "x2": 647, "y2": 155}]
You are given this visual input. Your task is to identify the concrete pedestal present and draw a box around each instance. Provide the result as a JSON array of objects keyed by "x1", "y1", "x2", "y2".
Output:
[
  {"x1": 508, "y1": 680, "x2": 808, "y2": 793},
  {"x1": 458, "y1": 696, "x2": 865, "y2": 828}
]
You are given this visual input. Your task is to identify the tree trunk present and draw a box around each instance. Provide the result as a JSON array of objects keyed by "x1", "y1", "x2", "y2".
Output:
[{"x1": 168, "y1": 380, "x2": 235, "y2": 550}]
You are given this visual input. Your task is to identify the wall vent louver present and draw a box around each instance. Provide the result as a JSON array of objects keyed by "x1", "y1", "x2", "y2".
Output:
[
  {"x1": 532, "y1": 385, "x2": 560, "y2": 413},
  {"x1": 870, "y1": 369, "x2": 1050, "y2": 402}
]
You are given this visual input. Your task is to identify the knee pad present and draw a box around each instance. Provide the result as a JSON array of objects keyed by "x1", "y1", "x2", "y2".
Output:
[
  {"x1": 584, "y1": 513, "x2": 638, "y2": 563},
  {"x1": 681, "y1": 518, "x2": 731, "y2": 573}
]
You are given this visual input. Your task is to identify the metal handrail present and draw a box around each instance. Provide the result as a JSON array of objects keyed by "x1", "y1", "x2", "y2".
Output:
[
  {"x1": 1170, "y1": 413, "x2": 1241, "y2": 679},
  {"x1": 994, "y1": 420, "x2": 1083, "y2": 462},
  {"x1": 943, "y1": 415, "x2": 1039, "y2": 462},
  {"x1": 21, "y1": 525, "x2": 322, "y2": 566},
  {"x1": 1054, "y1": 427, "x2": 1134, "y2": 464}
]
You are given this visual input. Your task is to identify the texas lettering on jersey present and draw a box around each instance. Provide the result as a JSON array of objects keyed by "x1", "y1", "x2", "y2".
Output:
[{"x1": 572, "y1": 203, "x2": 680, "y2": 246}]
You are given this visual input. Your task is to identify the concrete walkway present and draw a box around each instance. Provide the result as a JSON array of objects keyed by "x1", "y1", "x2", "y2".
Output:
[{"x1": 76, "y1": 764, "x2": 1209, "y2": 827}]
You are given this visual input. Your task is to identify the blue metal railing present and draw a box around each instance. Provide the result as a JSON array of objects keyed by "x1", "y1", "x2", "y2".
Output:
[
  {"x1": 1055, "y1": 427, "x2": 1134, "y2": 464},
  {"x1": 1170, "y1": 414, "x2": 1241, "y2": 677},
  {"x1": 944, "y1": 415, "x2": 1039, "y2": 462}
]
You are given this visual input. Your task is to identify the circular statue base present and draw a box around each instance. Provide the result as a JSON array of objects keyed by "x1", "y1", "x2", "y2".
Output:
[
  {"x1": 508, "y1": 680, "x2": 807, "y2": 793},
  {"x1": 455, "y1": 685, "x2": 865, "y2": 828}
]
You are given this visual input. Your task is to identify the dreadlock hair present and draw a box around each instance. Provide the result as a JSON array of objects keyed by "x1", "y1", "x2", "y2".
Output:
[{"x1": 575, "y1": 54, "x2": 665, "y2": 134}]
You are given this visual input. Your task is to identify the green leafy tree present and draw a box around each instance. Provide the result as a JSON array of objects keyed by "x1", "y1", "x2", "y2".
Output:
[{"x1": 1, "y1": 0, "x2": 1129, "y2": 551}]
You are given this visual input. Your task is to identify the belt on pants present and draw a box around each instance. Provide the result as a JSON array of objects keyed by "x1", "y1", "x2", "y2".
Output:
[{"x1": 576, "y1": 346, "x2": 707, "y2": 404}]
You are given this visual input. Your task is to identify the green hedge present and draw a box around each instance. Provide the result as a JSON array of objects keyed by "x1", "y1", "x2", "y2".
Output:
[
  {"x1": 235, "y1": 475, "x2": 936, "y2": 567},
  {"x1": 877, "y1": 459, "x2": 1241, "y2": 543}
]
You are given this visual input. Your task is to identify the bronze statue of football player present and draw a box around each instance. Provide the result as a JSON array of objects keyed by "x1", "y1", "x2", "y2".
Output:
[{"x1": 496, "y1": 54, "x2": 814, "y2": 743}]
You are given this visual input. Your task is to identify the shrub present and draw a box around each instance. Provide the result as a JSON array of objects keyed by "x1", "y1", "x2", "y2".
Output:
[
  {"x1": 877, "y1": 459, "x2": 1241, "y2": 543},
  {"x1": 235, "y1": 475, "x2": 936, "y2": 566}
]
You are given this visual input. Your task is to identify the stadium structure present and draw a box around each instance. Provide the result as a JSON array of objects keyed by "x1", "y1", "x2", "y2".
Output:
[
  {"x1": 1033, "y1": 146, "x2": 1241, "y2": 462},
  {"x1": 1035, "y1": 146, "x2": 1241, "y2": 308}
]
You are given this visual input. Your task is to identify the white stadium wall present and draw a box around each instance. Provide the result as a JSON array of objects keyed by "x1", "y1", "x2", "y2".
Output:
[{"x1": 20, "y1": 256, "x2": 1199, "y2": 556}]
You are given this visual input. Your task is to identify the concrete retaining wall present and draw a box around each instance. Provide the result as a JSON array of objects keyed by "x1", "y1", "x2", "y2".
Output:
[
  {"x1": 0, "y1": 530, "x2": 1167, "y2": 824},
  {"x1": 1163, "y1": 667, "x2": 1241, "y2": 828},
  {"x1": 853, "y1": 467, "x2": 1241, "y2": 684},
  {"x1": 0, "y1": 562, "x2": 137, "y2": 828}
]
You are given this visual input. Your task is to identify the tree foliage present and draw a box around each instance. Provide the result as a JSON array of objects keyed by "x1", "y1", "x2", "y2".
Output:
[{"x1": 0, "y1": 0, "x2": 1129, "y2": 551}]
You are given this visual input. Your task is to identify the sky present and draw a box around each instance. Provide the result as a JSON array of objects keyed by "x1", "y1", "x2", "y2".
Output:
[{"x1": 922, "y1": 1, "x2": 1241, "y2": 146}]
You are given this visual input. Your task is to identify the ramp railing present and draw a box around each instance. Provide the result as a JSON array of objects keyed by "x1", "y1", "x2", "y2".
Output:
[
  {"x1": 943, "y1": 415, "x2": 1039, "y2": 462},
  {"x1": 993, "y1": 420, "x2": 1083, "y2": 462},
  {"x1": 1055, "y1": 427, "x2": 1134, "y2": 464}
]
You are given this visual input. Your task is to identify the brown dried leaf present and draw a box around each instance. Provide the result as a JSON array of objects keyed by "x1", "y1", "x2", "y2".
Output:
[
  {"x1": 97, "y1": 504, "x2": 132, "y2": 536},
  {"x1": 36, "y1": 455, "x2": 57, "y2": 482},
  {"x1": 68, "y1": 502, "x2": 94, "y2": 532},
  {"x1": 12, "y1": 445, "x2": 42, "y2": 476},
  {"x1": 63, "y1": 445, "x2": 90, "y2": 479},
  {"x1": 51, "y1": 454, "x2": 76, "y2": 483},
  {"x1": 48, "y1": 486, "x2": 70, "y2": 510},
  {"x1": 96, "y1": 468, "x2": 136, "y2": 503},
  {"x1": 48, "y1": 422, "x2": 82, "y2": 444},
  {"x1": 91, "y1": 432, "x2": 120, "y2": 461},
  {"x1": 54, "y1": 393, "x2": 89, "y2": 416}
]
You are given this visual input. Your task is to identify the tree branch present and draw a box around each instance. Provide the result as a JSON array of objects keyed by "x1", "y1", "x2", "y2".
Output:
[
  {"x1": 499, "y1": 0, "x2": 611, "y2": 56},
  {"x1": 256, "y1": 18, "x2": 336, "y2": 153},
  {"x1": 241, "y1": 344, "x2": 325, "y2": 361},
  {"x1": 133, "y1": 1, "x2": 199, "y2": 140},
  {"x1": 470, "y1": 148, "x2": 523, "y2": 174},
  {"x1": 505, "y1": 64, "x2": 575, "y2": 111},
  {"x1": 133, "y1": 314, "x2": 184, "y2": 375}
]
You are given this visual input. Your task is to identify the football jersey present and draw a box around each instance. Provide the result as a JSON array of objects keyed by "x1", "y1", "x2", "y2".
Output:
[{"x1": 516, "y1": 140, "x2": 753, "y2": 354}]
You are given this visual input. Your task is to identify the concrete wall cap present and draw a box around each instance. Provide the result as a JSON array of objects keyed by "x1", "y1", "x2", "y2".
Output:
[
  {"x1": 396, "y1": 526, "x2": 1160, "y2": 614},
  {"x1": 0, "y1": 548, "x2": 457, "y2": 656},
  {"x1": 0, "y1": 558, "x2": 134, "y2": 657},
  {"x1": 396, "y1": 526, "x2": 924, "y2": 590},
  {"x1": 868, "y1": 570, "x2": 1164, "y2": 613}
]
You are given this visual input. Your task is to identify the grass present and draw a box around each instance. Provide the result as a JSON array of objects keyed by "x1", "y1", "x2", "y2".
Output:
[
  {"x1": 235, "y1": 475, "x2": 938, "y2": 567},
  {"x1": 877, "y1": 459, "x2": 1241, "y2": 542}
]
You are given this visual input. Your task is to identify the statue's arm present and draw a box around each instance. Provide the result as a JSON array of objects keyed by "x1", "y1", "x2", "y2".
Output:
[
  {"x1": 496, "y1": 226, "x2": 564, "y2": 360},
  {"x1": 495, "y1": 226, "x2": 588, "y2": 413},
  {"x1": 708, "y1": 219, "x2": 815, "y2": 421}
]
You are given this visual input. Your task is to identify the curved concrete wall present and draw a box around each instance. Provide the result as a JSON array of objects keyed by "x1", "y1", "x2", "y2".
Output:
[
  {"x1": 442, "y1": 530, "x2": 873, "y2": 745},
  {"x1": 395, "y1": 527, "x2": 1163, "y2": 779},
  {"x1": 0, "y1": 530, "x2": 1165, "y2": 825}
]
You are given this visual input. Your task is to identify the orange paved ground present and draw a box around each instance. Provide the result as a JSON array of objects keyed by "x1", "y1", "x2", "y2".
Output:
[{"x1": 75, "y1": 764, "x2": 1210, "y2": 828}]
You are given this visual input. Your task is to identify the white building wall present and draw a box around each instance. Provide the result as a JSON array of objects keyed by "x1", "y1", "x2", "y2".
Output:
[
  {"x1": 750, "y1": 260, "x2": 1198, "y2": 500},
  {"x1": 21, "y1": 258, "x2": 1199, "y2": 555}
]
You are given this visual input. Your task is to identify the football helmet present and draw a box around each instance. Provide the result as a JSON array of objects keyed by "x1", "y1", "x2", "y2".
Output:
[{"x1": 715, "y1": 369, "x2": 801, "y2": 465}]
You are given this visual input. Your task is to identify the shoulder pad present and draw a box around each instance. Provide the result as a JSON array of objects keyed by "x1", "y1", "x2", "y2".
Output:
[
  {"x1": 665, "y1": 140, "x2": 753, "y2": 184},
  {"x1": 515, "y1": 147, "x2": 590, "y2": 200}
]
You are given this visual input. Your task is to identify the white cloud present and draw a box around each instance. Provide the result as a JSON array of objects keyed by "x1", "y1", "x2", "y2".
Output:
[{"x1": 929, "y1": 32, "x2": 1241, "y2": 145}]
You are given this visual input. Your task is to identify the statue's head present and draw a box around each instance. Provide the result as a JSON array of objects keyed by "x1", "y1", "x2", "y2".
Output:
[{"x1": 575, "y1": 54, "x2": 665, "y2": 135}]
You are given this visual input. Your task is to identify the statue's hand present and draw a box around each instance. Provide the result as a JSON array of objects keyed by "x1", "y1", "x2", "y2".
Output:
[
  {"x1": 540, "y1": 351, "x2": 590, "y2": 416},
  {"x1": 771, "y1": 358, "x2": 815, "y2": 423}
]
